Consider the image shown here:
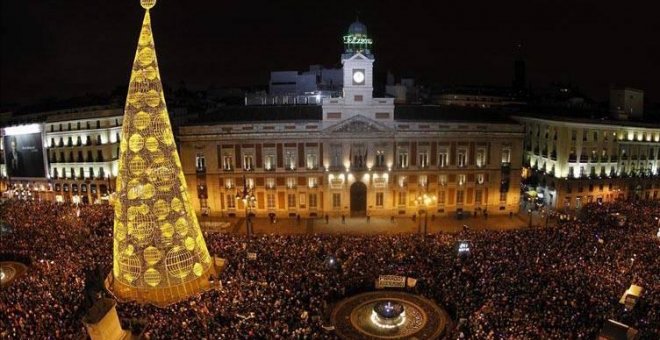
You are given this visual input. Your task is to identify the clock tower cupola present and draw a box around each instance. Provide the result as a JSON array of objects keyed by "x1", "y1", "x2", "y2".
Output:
[{"x1": 342, "y1": 20, "x2": 374, "y2": 104}]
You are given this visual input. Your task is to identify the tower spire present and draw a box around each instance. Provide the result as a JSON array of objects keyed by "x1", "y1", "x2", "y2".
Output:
[{"x1": 109, "y1": 0, "x2": 214, "y2": 306}]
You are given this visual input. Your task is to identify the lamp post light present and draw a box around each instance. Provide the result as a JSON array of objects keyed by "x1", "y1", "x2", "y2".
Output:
[
  {"x1": 236, "y1": 176, "x2": 256, "y2": 237},
  {"x1": 527, "y1": 196, "x2": 537, "y2": 228},
  {"x1": 415, "y1": 193, "x2": 436, "y2": 235}
]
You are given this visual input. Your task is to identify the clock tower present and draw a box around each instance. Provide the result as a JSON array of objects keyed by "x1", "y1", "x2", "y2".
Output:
[
  {"x1": 322, "y1": 19, "x2": 393, "y2": 125},
  {"x1": 342, "y1": 20, "x2": 374, "y2": 104}
]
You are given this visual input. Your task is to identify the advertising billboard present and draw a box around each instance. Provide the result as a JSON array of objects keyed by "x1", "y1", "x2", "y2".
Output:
[{"x1": 3, "y1": 124, "x2": 47, "y2": 178}]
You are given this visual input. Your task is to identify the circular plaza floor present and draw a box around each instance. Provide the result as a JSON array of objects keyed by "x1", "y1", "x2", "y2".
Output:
[
  {"x1": 0, "y1": 261, "x2": 27, "y2": 287},
  {"x1": 331, "y1": 291, "x2": 450, "y2": 339}
]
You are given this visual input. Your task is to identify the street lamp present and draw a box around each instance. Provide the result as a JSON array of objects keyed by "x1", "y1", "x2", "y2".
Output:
[
  {"x1": 527, "y1": 196, "x2": 537, "y2": 228},
  {"x1": 236, "y1": 176, "x2": 256, "y2": 237},
  {"x1": 415, "y1": 193, "x2": 436, "y2": 235}
]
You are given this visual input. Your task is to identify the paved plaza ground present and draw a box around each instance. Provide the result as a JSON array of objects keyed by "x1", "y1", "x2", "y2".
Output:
[{"x1": 199, "y1": 210, "x2": 555, "y2": 235}]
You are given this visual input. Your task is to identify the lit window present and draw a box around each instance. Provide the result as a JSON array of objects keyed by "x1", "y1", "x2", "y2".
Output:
[
  {"x1": 457, "y1": 149, "x2": 467, "y2": 167},
  {"x1": 243, "y1": 154, "x2": 254, "y2": 170},
  {"x1": 375, "y1": 192, "x2": 384, "y2": 207},
  {"x1": 456, "y1": 190, "x2": 464, "y2": 204},
  {"x1": 195, "y1": 154, "x2": 206, "y2": 171},
  {"x1": 308, "y1": 177, "x2": 318, "y2": 188},
  {"x1": 285, "y1": 151, "x2": 296, "y2": 170},
  {"x1": 264, "y1": 154, "x2": 275, "y2": 170},
  {"x1": 501, "y1": 148, "x2": 511, "y2": 164},
  {"x1": 226, "y1": 194, "x2": 236, "y2": 208},
  {"x1": 438, "y1": 148, "x2": 449, "y2": 168},
  {"x1": 266, "y1": 178, "x2": 275, "y2": 189},
  {"x1": 398, "y1": 149, "x2": 408, "y2": 168},
  {"x1": 286, "y1": 177, "x2": 296, "y2": 189},
  {"x1": 418, "y1": 151, "x2": 429, "y2": 168},
  {"x1": 306, "y1": 153, "x2": 317, "y2": 169},
  {"x1": 332, "y1": 193, "x2": 341, "y2": 208}
]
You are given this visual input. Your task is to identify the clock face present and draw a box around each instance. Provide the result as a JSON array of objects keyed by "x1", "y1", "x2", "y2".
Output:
[{"x1": 353, "y1": 70, "x2": 365, "y2": 84}]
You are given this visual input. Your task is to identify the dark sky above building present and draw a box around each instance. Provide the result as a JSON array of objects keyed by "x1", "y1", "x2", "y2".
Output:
[{"x1": 2, "y1": 0, "x2": 659, "y2": 104}]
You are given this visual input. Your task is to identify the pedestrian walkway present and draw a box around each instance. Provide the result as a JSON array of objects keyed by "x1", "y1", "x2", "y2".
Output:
[{"x1": 198, "y1": 211, "x2": 555, "y2": 235}]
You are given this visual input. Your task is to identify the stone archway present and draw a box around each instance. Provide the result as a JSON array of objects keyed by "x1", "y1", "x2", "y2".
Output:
[{"x1": 350, "y1": 181, "x2": 367, "y2": 217}]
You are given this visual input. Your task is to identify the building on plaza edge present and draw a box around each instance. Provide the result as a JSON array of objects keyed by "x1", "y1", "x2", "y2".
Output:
[
  {"x1": 177, "y1": 21, "x2": 524, "y2": 219},
  {"x1": 515, "y1": 115, "x2": 660, "y2": 211}
]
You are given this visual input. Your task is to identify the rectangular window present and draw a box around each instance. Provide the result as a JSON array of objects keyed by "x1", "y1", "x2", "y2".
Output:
[
  {"x1": 243, "y1": 154, "x2": 254, "y2": 170},
  {"x1": 398, "y1": 191, "x2": 407, "y2": 206},
  {"x1": 375, "y1": 150, "x2": 385, "y2": 167},
  {"x1": 332, "y1": 193, "x2": 341, "y2": 208},
  {"x1": 264, "y1": 154, "x2": 275, "y2": 170},
  {"x1": 331, "y1": 145, "x2": 342, "y2": 168},
  {"x1": 398, "y1": 150, "x2": 409, "y2": 168},
  {"x1": 475, "y1": 148, "x2": 486, "y2": 167},
  {"x1": 196, "y1": 154, "x2": 206, "y2": 171},
  {"x1": 438, "y1": 149, "x2": 448, "y2": 168},
  {"x1": 438, "y1": 175, "x2": 447, "y2": 186},
  {"x1": 288, "y1": 194, "x2": 296, "y2": 208},
  {"x1": 418, "y1": 151, "x2": 429, "y2": 168},
  {"x1": 309, "y1": 194, "x2": 317, "y2": 208},
  {"x1": 476, "y1": 173, "x2": 484, "y2": 184},
  {"x1": 226, "y1": 194, "x2": 236, "y2": 208},
  {"x1": 266, "y1": 178, "x2": 275, "y2": 189},
  {"x1": 376, "y1": 192, "x2": 384, "y2": 207},
  {"x1": 501, "y1": 148, "x2": 511, "y2": 164},
  {"x1": 286, "y1": 177, "x2": 296, "y2": 189},
  {"x1": 306, "y1": 153, "x2": 317, "y2": 169},
  {"x1": 457, "y1": 174, "x2": 466, "y2": 186},
  {"x1": 475, "y1": 190, "x2": 483, "y2": 204},
  {"x1": 456, "y1": 190, "x2": 465, "y2": 204},
  {"x1": 308, "y1": 177, "x2": 318, "y2": 188},
  {"x1": 354, "y1": 95, "x2": 363, "y2": 102},
  {"x1": 266, "y1": 194, "x2": 275, "y2": 209},
  {"x1": 418, "y1": 175, "x2": 428, "y2": 188},
  {"x1": 499, "y1": 192, "x2": 507, "y2": 202},
  {"x1": 285, "y1": 150, "x2": 296, "y2": 170},
  {"x1": 457, "y1": 149, "x2": 467, "y2": 167},
  {"x1": 223, "y1": 154, "x2": 233, "y2": 170},
  {"x1": 437, "y1": 190, "x2": 445, "y2": 204}
]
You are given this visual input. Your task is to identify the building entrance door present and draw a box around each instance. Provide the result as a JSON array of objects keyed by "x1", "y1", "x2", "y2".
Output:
[{"x1": 350, "y1": 181, "x2": 367, "y2": 217}]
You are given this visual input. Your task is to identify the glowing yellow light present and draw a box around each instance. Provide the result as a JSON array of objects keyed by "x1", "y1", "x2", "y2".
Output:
[
  {"x1": 143, "y1": 246, "x2": 162, "y2": 265},
  {"x1": 111, "y1": 1, "x2": 212, "y2": 304},
  {"x1": 141, "y1": 0, "x2": 157, "y2": 10},
  {"x1": 143, "y1": 268, "x2": 161, "y2": 287}
]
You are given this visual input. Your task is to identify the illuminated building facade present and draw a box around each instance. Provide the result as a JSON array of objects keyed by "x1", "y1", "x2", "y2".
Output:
[
  {"x1": 0, "y1": 106, "x2": 122, "y2": 202},
  {"x1": 515, "y1": 116, "x2": 660, "y2": 210},
  {"x1": 44, "y1": 108, "x2": 123, "y2": 203},
  {"x1": 108, "y1": 0, "x2": 213, "y2": 305},
  {"x1": 178, "y1": 21, "x2": 524, "y2": 219}
]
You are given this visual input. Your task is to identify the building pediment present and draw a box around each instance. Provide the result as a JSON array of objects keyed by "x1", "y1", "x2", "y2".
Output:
[{"x1": 324, "y1": 115, "x2": 391, "y2": 134}]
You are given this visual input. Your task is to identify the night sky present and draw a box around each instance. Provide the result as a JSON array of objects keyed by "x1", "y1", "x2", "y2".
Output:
[{"x1": 2, "y1": 0, "x2": 659, "y2": 104}]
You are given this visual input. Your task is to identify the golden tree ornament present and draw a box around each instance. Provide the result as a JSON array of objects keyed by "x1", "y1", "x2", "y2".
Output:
[{"x1": 109, "y1": 0, "x2": 214, "y2": 306}]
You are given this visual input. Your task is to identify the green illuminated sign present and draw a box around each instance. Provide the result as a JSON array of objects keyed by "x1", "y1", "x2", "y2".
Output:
[{"x1": 343, "y1": 35, "x2": 373, "y2": 45}]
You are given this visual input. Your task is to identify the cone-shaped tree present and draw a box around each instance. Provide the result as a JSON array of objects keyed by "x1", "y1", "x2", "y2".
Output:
[{"x1": 110, "y1": 0, "x2": 213, "y2": 306}]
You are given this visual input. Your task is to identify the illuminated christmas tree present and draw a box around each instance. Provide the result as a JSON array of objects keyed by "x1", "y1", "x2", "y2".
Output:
[{"x1": 109, "y1": 0, "x2": 213, "y2": 305}]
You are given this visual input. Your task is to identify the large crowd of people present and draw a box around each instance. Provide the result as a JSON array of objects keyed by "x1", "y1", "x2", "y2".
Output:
[{"x1": 1, "y1": 199, "x2": 658, "y2": 339}]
